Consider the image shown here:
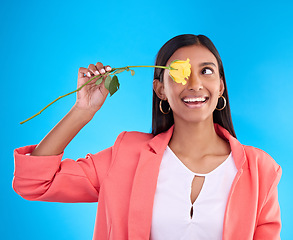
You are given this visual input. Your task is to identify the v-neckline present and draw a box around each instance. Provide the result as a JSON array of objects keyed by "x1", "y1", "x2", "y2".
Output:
[{"x1": 166, "y1": 146, "x2": 232, "y2": 177}]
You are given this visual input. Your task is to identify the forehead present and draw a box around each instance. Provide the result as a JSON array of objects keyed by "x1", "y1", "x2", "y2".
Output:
[{"x1": 167, "y1": 45, "x2": 218, "y2": 67}]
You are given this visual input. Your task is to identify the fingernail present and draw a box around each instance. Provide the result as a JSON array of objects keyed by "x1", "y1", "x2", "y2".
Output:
[
  {"x1": 106, "y1": 66, "x2": 111, "y2": 71},
  {"x1": 95, "y1": 71, "x2": 100, "y2": 75},
  {"x1": 87, "y1": 72, "x2": 91, "y2": 77},
  {"x1": 100, "y1": 69, "x2": 105, "y2": 74}
]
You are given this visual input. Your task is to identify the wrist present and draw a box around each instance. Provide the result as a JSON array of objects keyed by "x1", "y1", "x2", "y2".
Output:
[{"x1": 71, "y1": 104, "x2": 96, "y2": 123}]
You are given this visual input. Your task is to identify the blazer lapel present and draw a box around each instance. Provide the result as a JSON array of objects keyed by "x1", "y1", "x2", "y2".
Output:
[
  {"x1": 214, "y1": 124, "x2": 246, "y2": 170},
  {"x1": 214, "y1": 124, "x2": 249, "y2": 239},
  {"x1": 128, "y1": 126, "x2": 174, "y2": 240}
]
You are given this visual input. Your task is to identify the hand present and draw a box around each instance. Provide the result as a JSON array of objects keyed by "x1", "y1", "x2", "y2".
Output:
[{"x1": 74, "y1": 62, "x2": 112, "y2": 114}]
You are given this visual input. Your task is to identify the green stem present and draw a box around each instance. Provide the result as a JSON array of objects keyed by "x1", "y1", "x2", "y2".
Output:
[
  {"x1": 127, "y1": 65, "x2": 171, "y2": 69},
  {"x1": 112, "y1": 65, "x2": 174, "y2": 71},
  {"x1": 20, "y1": 75, "x2": 102, "y2": 124},
  {"x1": 20, "y1": 65, "x2": 175, "y2": 124}
]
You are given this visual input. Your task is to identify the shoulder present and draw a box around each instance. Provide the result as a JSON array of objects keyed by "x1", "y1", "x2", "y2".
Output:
[
  {"x1": 113, "y1": 130, "x2": 154, "y2": 150},
  {"x1": 89, "y1": 131, "x2": 154, "y2": 173},
  {"x1": 243, "y1": 145, "x2": 280, "y2": 170},
  {"x1": 242, "y1": 145, "x2": 282, "y2": 184}
]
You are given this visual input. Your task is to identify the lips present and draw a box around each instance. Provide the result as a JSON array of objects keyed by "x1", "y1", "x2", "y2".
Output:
[{"x1": 182, "y1": 96, "x2": 209, "y2": 108}]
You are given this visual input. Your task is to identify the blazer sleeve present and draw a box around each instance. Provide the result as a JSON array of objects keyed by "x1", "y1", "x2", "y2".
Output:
[
  {"x1": 12, "y1": 131, "x2": 126, "y2": 203},
  {"x1": 253, "y1": 165, "x2": 282, "y2": 240}
]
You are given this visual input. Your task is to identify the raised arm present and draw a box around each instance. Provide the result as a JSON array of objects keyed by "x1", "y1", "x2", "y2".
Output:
[
  {"x1": 32, "y1": 62, "x2": 112, "y2": 156},
  {"x1": 13, "y1": 62, "x2": 117, "y2": 202}
]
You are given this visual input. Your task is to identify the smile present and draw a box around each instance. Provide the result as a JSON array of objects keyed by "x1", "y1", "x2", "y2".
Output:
[{"x1": 182, "y1": 96, "x2": 209, "y2": 108}]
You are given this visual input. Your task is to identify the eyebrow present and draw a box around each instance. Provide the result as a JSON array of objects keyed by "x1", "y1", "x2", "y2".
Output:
[{"x1": 199, "y1": 62, "x2": 217, "y2": 67}]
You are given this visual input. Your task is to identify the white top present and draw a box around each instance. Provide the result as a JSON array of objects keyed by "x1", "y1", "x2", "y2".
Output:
[{"x1": 150, "y1": 146, "x2": 237, "y2": 240}]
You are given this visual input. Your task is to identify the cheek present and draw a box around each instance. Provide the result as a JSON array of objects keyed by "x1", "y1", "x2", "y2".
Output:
[
  {"x1": 164, "y1": 79, "x2": 182, "y2": 98},
  {"x1": 163, "y1": 74, "x2": 174, "y2": 91},
  {"x1": 206, "y1": 78, "x2": 222, "y2": 93}
]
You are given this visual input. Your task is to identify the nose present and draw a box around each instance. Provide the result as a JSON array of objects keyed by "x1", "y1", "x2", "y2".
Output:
[{"x1": 187, "y1": 73, "x2": 203, "y2": 91}]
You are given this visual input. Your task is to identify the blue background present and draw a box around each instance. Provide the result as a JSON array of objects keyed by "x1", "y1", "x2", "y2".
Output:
[{"x1": 1, "y1": 0, "x2": 292, "y2": 239}]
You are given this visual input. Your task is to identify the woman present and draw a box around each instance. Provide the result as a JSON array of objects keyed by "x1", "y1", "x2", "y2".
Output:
[{"x1": 13, "y1": 34, "x2": 282, "y2": 240}]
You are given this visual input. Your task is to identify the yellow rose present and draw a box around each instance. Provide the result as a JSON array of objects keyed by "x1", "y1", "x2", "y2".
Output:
[{"x1": 169, "y1": 58, "x2": 191, "y2": 85}]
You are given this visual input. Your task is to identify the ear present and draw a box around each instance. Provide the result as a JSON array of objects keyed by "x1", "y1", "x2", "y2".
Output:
[
  {"x1": 219, "y1": 77, "x2": 225, "y2": 96},
  {"x1": 153, "y1": 79, "x2": 167, "y2": 100}
]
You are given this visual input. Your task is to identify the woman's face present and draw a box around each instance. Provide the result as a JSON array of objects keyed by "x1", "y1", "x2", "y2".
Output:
[{"x1": 155, "y1": 44, "x2": 224, "y2": 125}]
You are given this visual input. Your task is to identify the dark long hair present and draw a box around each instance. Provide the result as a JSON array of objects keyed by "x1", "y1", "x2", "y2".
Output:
[{"x1": 152, "y1": 34, "x2": 236, "y2": 138}]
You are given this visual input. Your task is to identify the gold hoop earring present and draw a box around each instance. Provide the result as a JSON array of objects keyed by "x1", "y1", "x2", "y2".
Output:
[
  {"x1": 159, "y1": 99, "x2": 171, "y2": 114},
  {"x1": 216, "y1": 95, "x2": 226, "y2": 111}
]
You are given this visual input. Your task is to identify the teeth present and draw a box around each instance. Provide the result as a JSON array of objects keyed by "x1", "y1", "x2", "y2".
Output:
[{"x1": 183, "y1": 97, "x2": 206, "y2": 103}]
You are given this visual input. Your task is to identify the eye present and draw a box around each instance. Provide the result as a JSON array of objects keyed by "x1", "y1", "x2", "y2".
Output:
[{"x1": 202, "y1": 68, "x2": 213, "y2": 75}]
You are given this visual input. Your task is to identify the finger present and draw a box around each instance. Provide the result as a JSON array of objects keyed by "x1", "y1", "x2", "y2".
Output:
[
  {"x1": 96, "y1": 62, "x2": 104, "y2": 69},
  {"x1": 104, "y1": 65, "x2": 112, "y2": 72},
  {"x1": 95, "y1": 62, "x2": 106, "y2": 75},
  {"x1": 78, "y1": 67, "x2": 91, "y2": 78},
  {"x1": 88, "y1": 64, "x2": 100, "y2": 76}
]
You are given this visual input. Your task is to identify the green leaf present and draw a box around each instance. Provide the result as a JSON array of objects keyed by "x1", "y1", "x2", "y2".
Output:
[
  {"x1": 109, "y1": 75, "x2": 120, "y2": 96},
  {"x1": 95, "y1": 77, "x2": 103, "y2": 85},
  {"x1": 130, "y1": 70, "x2": 135, "y2": 76},
  {"x1": 104, "y1": 75, "x2": 112, "y2": 90},
  {"x1": 114, "y1": 69, "x2": 125, "y2": 74}
]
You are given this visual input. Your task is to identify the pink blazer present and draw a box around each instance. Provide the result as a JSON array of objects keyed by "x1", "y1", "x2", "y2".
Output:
[{"x1": 13, "y1": 124, "x2": 282, "y2": 240}]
